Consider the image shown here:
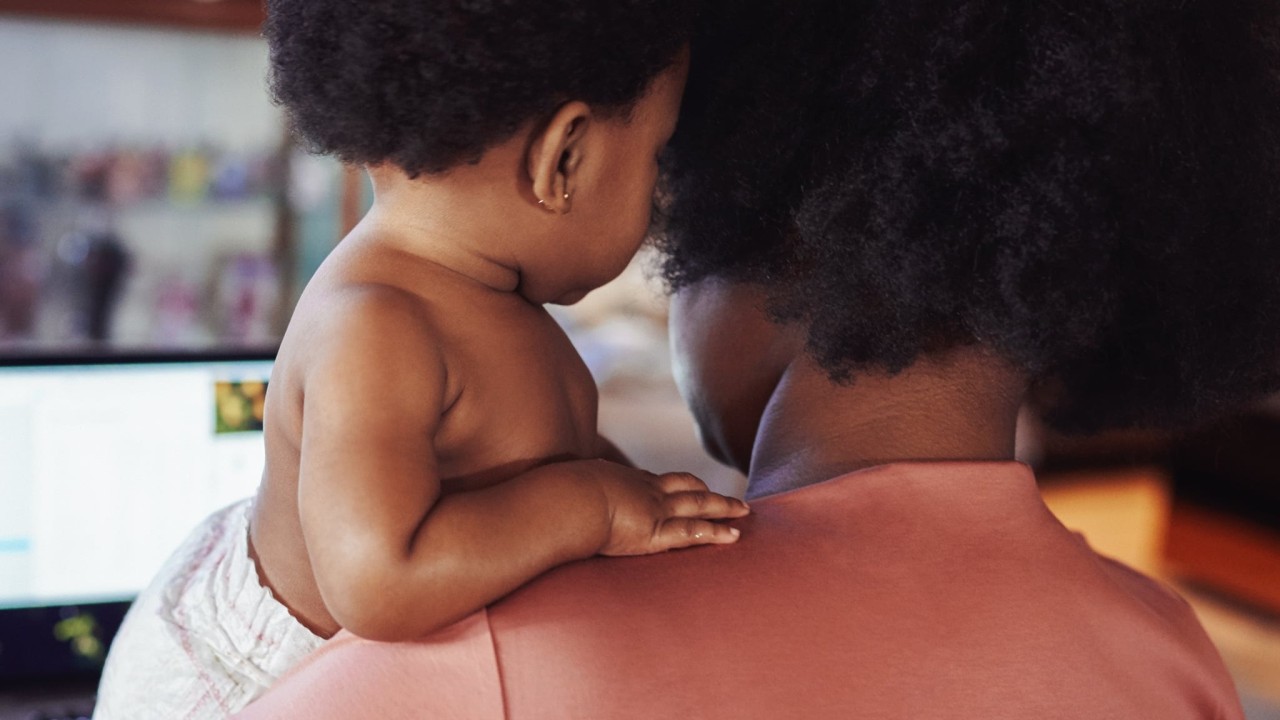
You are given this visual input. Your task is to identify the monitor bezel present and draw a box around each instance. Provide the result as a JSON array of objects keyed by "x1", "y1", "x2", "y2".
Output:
[{"x1": 0, "y1": 348, "x2": 278, "y2": 368}]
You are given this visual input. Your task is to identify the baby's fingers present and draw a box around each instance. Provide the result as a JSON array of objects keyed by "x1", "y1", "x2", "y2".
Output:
[
  {"x1": 663, "y1": 491, "x2": 751, "y2": 520},
  {"x1": 654, "y1": 517, "x2": 741, "y2": 551},
  {"x1": 653, "y1": 472, "x2": 710, "y2": 494}
]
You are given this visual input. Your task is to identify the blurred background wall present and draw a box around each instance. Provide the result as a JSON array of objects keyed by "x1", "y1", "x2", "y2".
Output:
[{"x1": 0, "y1": 10, "x2": 345, "y2": 354}]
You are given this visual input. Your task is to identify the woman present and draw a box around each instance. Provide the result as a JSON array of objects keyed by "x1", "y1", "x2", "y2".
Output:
[{"x1": 236, "y1": 0, "x2": 1278, "y2": 716}]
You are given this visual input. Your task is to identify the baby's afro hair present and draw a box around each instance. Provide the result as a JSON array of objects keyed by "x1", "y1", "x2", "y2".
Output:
[
  {"x1": 659, "y1": 0, "x2": 1280, "y2": 433},
  {"x1": 266, "y1": 0, "x2": 696, "y2": 177}
]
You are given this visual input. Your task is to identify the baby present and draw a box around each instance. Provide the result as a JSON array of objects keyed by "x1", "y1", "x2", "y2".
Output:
[{"x1": 94, "y1": 2, "x2": 747, "y2": 717}]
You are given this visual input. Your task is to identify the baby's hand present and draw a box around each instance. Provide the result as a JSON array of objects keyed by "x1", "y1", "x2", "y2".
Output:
[{"x1": 589, "y1": 460, "x2": 750, "y2": 556}]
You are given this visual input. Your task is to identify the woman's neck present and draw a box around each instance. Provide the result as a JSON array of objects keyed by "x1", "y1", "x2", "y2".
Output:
[{"x1": 746, "y1": 347, "x2": 1027, "y2": 499}]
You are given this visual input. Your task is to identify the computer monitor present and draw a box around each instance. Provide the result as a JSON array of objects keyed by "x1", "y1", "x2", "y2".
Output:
[{"x1": 0, "y1": 352, "x2": 274, "y2": 684}]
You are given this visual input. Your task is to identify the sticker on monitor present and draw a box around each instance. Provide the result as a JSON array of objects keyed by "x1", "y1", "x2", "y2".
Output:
[{"x1": 214, "y1": 380, "x2": 267, "y2": 434}]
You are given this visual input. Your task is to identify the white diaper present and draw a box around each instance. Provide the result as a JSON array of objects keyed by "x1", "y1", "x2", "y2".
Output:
[{"x1": 94, "y1": 499, "x2": 324, "y2": 719}]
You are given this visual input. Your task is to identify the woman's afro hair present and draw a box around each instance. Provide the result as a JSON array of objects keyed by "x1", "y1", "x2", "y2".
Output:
[
  {"x1": 265, "y1": 0, "x2": 696, "y2": 177},
  {"x1": 659, "y1": 0, "x2": 1280, "y2": 433}
]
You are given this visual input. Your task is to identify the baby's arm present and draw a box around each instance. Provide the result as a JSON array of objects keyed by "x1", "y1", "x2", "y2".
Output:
[{"x1": 298, "y1": 289, "x2": 747, "y2": 642}]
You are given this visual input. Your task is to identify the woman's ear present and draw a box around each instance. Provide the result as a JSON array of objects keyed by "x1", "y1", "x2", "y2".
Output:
[
  {"x1": 527, "y1": 101, "x2": 592, "y2": 214},
  {"x1": 670, "y1": 280, "x2": 804, "y2": 475}
]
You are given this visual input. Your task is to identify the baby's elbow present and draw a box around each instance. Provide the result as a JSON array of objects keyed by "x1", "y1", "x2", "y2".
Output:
[
  {"x1": 332, "y1": 600, "x2": 411, "y2": 642},
  {"x1": 318, "y1": 557, "x2": 458, "y2": 642},
  {"x1": 318, "y1": 558, "x2": 413, "y2": 641},
  {"x1": 336, "y1": 599, "x2": 458, "y2": 642},
  {"x1": 322, "y1": 576, "x2": 391, "y2": 638}
]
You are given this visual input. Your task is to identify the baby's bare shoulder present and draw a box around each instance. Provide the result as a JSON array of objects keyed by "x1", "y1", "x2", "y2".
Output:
[
  {"x1": 326, "y1": 281, "x2": 439, "y2": 329},
  {"x1": 286, "y1": 280, "x2": 450, "y2": 383}
]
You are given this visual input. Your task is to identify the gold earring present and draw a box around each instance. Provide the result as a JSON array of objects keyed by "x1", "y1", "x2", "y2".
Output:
[{"x1": 537, "y1": 193, "x2": 570, "y2": 211}]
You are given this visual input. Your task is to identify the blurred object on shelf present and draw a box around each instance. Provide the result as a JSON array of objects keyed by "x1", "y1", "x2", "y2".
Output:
[
  {"x1": 213, "y1": 253, "x2": 281, "y2": 346},
  {"x1": 1166, "y1": 409, "x2": 1280, "y2": 615},
  {"x1": 168, "y1": 148, "x2": 211, "y2": 204},
  {"x1": 0, "y1": 202, "x2": 39, "y2": 341},
  {"x1": 152, "y1": 273, "x2": 204, "y2": 346},
  {"x1": 36, "y1": 220, "x2": 132, "y2": 348},
  {"x1": 71, "y1": 229, "x2": 130, "y2": 342}
]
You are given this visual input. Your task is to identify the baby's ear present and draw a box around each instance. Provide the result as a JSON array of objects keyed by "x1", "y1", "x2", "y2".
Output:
[{"x1": 526, "y1": 101, "x2": 592, "y2": 214}]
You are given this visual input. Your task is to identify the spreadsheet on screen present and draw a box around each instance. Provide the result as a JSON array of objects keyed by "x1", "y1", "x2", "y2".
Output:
[{"x1": 0, "y1": 358, "x2": 272, "y2": 609}]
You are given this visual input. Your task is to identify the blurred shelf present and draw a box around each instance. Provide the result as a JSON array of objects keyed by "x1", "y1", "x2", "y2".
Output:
[
  {"x1": 1038, "y1": 467, "x2": 1280, "y2": 709},
  {"x1": 1166, "y1": 502, "x2": 1280, "y2": 616},
  {"x1": 1038, "y1": 466, "x2": 1171, "y2": 577},
  {"x1": 0, "y1": 0, "x2": 264, "y2": 33}
]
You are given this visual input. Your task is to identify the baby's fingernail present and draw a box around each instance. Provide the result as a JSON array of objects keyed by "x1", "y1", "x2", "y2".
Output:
[{"x1": 730, "y1": 527, "x2": 741, "y2": 538}]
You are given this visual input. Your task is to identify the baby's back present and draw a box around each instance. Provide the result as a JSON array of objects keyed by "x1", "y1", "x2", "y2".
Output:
[{"x1": 250, "y1": 232, "x2": 604, "y2": 636}]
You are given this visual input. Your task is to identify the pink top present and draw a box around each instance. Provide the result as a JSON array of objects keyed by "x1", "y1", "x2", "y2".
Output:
[{"x1": 237, "y1": 462, "x2": 1244, "y2": 719}]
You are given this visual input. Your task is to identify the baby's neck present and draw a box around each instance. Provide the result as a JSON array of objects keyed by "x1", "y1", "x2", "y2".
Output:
[
  {"x1": 355, "y1": 204, "x2": 521, "y2": 296},
  {"x1": 361, "y1": 164, "x2": 532, "y2": 297}
]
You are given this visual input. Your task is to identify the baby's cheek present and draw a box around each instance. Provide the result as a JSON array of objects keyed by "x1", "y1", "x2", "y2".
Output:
[
  {"x1": 639, "y1": 169, "x2": 662, "y2": 225},
  {"x1": 630, "y1": 201, "x2": 654, "y2": 249}
]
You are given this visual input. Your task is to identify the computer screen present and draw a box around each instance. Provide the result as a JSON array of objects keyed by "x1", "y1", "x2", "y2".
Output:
[{"x1": 0, "y1": 355, "x2": 272, "y2": 611}]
